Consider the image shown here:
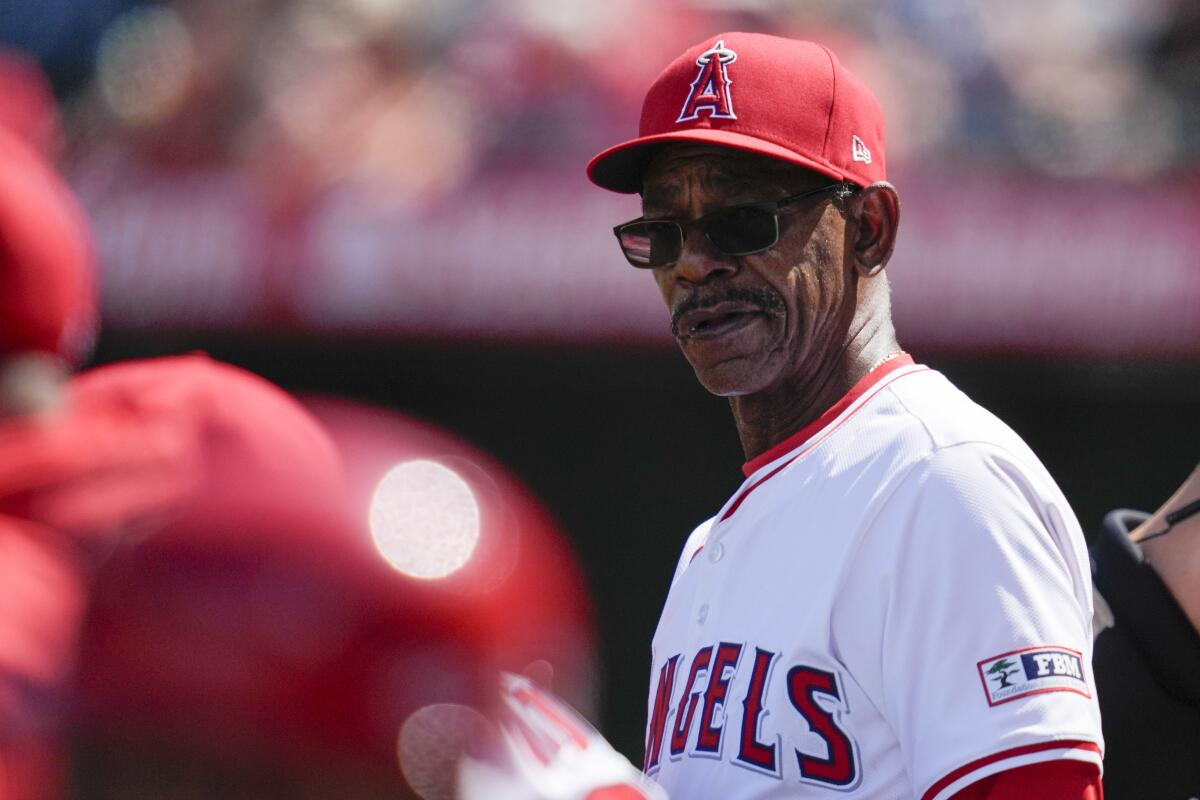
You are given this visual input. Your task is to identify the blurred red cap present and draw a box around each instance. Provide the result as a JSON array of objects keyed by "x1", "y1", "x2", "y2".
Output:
[
  {"x1": 67, "y1": 354, "x2": 344, "y2": 511},
  {"x1": 0, "y1": 126, "x2": 96, "y2": 364},
  {"x1": 0, "y1": 51, "x2": 63, "y2": 159},
  {"x1": 0, "y1": 354, "x2": 342, "y2": 540},
  {"x1": 588, "y1": 32, "x2": 886, "y2": 193}
]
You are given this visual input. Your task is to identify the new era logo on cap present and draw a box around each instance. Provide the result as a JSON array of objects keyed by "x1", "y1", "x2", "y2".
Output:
[
  {"x1": 852, "y1": 135, "x2": 871, "y2": 164},
  {"x1": 586, "y1": 32, "x2": 888, "y2": 194}
]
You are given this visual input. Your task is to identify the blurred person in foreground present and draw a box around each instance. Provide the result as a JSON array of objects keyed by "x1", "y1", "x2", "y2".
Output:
[
  {"x1": 1091, "y1": 465, "x2": 1200, "y2": 800},
  {"x1": 4, "y1": 351, "x2": 636, "y2": 799},
  {"x1": 0, "y1": 112, "x2": 642, "y2": 797},
  {"x1": 0, "y1": 102, "x2": 123, "y2": 798},
  {"x1": 587, "y1": 32, "x2": 1101, "y2": 798},
  {"x1": 65, "y1": 417, "x2": 659, "y2": 799},
  {"x1": 0, "y1": 91, "x2": 344, "y2": 800}
]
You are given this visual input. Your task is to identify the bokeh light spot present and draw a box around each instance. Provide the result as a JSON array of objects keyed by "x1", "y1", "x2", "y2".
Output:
[
  {"x1": 398, "y1": 702, "x2": 492, "y2": 800},
  {"x1": 96, "y1": 5, "x2": 195, "y2": 126},
  {"x1": 369, "y1": 460, "x2": 480, "y2": 579}
]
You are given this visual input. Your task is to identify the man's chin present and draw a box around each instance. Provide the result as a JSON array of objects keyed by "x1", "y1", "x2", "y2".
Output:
[
  {"x1": 678, "y1": 311, "x2": 787, "y2": 386},
  {"x1": 679, "y1": 329, "x2": 781, "y2": 397},
  {"x1": 687, "y1": 357, "x2": 773, "y2": 397}
]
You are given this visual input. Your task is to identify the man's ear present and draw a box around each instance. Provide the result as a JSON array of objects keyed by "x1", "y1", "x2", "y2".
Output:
[{"x1": 849, "y1": 182, "x2": 900, "y2": 277}]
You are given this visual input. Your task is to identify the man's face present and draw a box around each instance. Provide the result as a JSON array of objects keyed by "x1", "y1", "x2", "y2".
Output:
[{"x1": 640, "y1": 145, "x2": 857, "y2": 397}]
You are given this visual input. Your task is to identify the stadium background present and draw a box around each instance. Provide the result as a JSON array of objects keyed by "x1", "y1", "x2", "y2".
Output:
[{"x1": 3, "y1": 0, "x2": 1198, "y2": 761}]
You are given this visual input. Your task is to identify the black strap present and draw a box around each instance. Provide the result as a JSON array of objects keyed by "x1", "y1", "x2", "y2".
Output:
[{"x1": 1137, "y1": 495, "x2": 1200, "y2": 543}]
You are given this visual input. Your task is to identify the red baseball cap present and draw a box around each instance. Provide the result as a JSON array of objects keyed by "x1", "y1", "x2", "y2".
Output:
[
  {"x1": 0, "y1": 354, "x2": 343, "y2": 541},
  {"x1": 0, "y1": 51, "x2": 62, "y2": 159},
  {"x1": 0, "y1": 127, "x2": 96, "y2": 363},
  {"x1": 587, "y1": 32, "x2": 886, "y2": 194}
]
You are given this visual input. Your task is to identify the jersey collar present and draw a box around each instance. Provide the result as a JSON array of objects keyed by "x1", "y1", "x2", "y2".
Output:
[{"x1": 741, "y1": 354, "x2": 916, "y2": 477}]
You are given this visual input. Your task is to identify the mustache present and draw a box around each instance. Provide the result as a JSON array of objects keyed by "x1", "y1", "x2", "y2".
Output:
[{"x1": 670, "y1": 286, "x2": 786, "y2": 337}]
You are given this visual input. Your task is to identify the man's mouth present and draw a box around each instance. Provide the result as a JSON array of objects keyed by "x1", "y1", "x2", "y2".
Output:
[{"x1": 675, "y1": 302, "x2": 766, "y2": 340}]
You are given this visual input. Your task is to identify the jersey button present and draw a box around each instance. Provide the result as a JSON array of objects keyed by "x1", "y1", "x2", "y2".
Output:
[
  {"x1": 697, "y1": 604, "x2": 709, "y2": 624},
  {"x1": 708, "y1": 542, "x2": 725, "y2": 563}
]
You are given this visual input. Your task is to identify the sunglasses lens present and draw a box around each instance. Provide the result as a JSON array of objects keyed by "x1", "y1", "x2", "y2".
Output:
[
  {"x1": 705, "y1": 206, "x2": 779, "y2": 255},
  {"x1": 616, "y1": 204, "x2": 783, "y2": 269},
  {"x1": 617, "y1": 222, "x2": 680, "y2": 268}
]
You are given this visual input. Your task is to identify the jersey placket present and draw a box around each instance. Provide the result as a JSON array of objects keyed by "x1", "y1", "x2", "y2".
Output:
[{"x1": 690, "y1": 521, "x2": 732, "y2": 631}]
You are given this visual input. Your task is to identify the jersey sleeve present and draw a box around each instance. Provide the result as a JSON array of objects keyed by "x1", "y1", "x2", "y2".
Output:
[{"x1": 831, "y1": 442, "x2": 1103, "y2": 800}]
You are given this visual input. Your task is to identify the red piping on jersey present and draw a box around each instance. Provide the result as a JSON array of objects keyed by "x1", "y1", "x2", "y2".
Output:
[
  {"x1": 717, "y1": 356, "x2": 919, "y2": 524},
  {"x1": 920, "y1": 740, "x2": 1102, "y2": 800},
  {"x1": 741, "y1": 355, "x2": 915, "y2": 477}
]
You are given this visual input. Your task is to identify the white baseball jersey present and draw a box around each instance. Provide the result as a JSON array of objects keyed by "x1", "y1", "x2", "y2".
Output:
[{"x1": 643, "y1": 356, "x2": 1103, "y2": 799}]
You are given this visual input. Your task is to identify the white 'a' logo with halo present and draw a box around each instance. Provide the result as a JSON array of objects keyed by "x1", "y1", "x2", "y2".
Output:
[{"x1": 677, "y1": 40, "x2": 738, "y2": 123}]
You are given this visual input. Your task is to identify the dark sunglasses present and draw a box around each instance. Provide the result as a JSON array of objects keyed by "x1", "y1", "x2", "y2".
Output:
[{"x1": 613, "y1": 182, "x2": 854, "y2": 269}]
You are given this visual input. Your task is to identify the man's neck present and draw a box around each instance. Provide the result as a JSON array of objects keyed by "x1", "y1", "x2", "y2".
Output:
[{"x1": 729, "y1": 335, "x2": 902, "y2": 464}]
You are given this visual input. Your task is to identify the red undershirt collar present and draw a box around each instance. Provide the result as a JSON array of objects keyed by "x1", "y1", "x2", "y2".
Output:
[{"x1": 741, "y1": 354, "x2": 916, "y2": 477}]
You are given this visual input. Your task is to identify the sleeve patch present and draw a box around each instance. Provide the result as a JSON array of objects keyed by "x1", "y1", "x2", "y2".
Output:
[{"x1": 976, "y1": 646, "x2": 1090, "y2": 706}]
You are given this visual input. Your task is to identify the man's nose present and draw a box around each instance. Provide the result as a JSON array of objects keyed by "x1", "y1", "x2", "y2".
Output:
[{"x1": 669, "y1": 227, "x2": 737, "y2": 284}]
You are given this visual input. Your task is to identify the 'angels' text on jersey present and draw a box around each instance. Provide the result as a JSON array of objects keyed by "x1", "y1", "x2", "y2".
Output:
[{"x1": 646, "y1": 643, "x2": 860, "y2": 789}]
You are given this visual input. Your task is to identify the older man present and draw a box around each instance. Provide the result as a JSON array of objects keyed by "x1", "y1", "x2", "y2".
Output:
[{"x1": 587, "y1": 33, "x2": 1103, "y2": 799}]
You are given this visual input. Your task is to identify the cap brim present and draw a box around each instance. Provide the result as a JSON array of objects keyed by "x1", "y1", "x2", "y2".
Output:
[{"x1": 586, "y1": 129, "x2": 847, "y2": 194}]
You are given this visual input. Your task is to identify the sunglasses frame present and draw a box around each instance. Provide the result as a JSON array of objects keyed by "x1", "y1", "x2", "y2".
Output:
[{"x1": 613, "y1": 182, "x2": 855, "y2": 269}]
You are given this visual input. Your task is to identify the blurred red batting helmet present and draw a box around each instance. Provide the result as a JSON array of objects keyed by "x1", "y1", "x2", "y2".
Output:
[
  {"x1": 56, "y1": 393, "x2": 595, "y2": 799},
  {"x1": 306, "y1": 397, "x2": 597, "y2": 711}
]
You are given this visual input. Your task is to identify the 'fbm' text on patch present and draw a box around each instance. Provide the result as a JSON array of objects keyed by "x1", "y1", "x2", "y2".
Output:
[{"x1": 977, "y1": 647, "x2": 1089, "y2": 707}]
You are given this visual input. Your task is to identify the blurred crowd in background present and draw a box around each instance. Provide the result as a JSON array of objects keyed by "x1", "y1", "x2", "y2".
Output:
[
  {"x1": 2, "y1": 0, "x2": 1198, "y2": 351},
  {"x1": 11, "y1": 0, "x2": 1200, "y2": 182}
]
